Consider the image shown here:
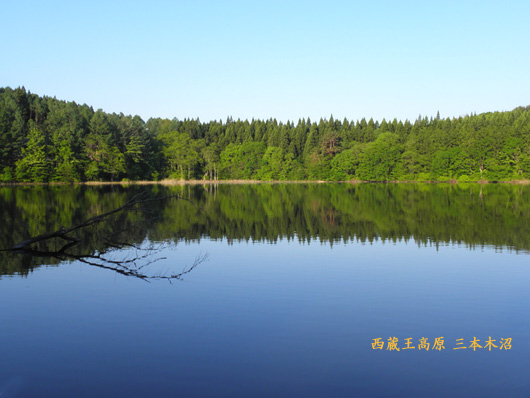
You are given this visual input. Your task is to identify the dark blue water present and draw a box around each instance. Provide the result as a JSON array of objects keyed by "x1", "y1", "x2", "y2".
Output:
[
  {"x1": 1, "y1": 238, "x2": 529, "y2": 397},
  {"x1": 1, "y1": 184, "x2": 529, "y2": 397}
]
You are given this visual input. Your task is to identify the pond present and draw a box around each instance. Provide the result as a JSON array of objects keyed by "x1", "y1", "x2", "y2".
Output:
[{"x1": 0, "y1": 183, "x2": 529, "y2": 397}]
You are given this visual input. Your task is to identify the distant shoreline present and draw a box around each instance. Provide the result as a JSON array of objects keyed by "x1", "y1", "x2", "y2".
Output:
[{"x1": 2, "y1": 179, "x2": 530, "y2": 186}]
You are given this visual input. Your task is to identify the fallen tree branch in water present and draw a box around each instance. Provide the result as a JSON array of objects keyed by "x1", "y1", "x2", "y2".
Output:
[
  {"x1": 6, "y1": 192, "x2": 178, "y2": 251},
  {"x1": 75, "y1": 251, "x2": 209, "y2": 283},
  {"x1": 1, "y1": 192, "x2": 207, "y2": 281}
]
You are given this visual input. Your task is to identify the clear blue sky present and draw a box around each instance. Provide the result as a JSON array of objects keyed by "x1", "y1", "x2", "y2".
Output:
[{"x1": 2, "y1": 0, "x2": 529, "y2": 123}]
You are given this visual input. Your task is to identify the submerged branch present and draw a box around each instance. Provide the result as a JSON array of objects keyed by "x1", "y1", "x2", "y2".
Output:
[{"x1": 2, "y1": 192, "x2": 207, "y2": 281}]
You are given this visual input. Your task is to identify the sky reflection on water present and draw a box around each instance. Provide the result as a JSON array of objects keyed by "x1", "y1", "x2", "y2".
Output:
[{"x1": 1, "y1": 236, "x2": 529, "y2": 397}]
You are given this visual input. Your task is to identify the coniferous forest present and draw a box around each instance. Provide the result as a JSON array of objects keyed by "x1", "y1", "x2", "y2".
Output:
[{"x1": 1, "y1": 86, "x2": 530, "y2": 183}]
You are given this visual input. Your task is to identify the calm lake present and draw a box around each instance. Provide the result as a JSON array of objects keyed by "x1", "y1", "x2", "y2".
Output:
[{"x1": 1, "y1": 183, "x2": 529, "y2": 397}]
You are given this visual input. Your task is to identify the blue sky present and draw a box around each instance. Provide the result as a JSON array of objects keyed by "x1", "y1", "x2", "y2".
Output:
[{"x1": 2, "y1": 0, "x2": 529, "y2": 123}]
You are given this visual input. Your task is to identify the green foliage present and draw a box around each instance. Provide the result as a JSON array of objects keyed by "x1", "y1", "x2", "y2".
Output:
[
  {"x1": 84, "y1": 132, "x2": 125, "y2": 181},
  {"x1": 431, "y1": 147, "x2": 468, "y2": 178},
  {"x1": 255, "y1": 146, "x2": 294, "y2": 180},
  {"x1": 53, "y1": 141, "x2": 80, "y2": 182},
  {"x1": 15, "y1": 128, "x2": 50, "y2": 182},
  {"x1": 357, "y1": 133, "x2": 403, "y2": 180},
  {"x1": 1, "y1": 87, "x2": 530, "y2": 182},
  {"x1": 158, "y1": 131, "x2": 202, "y2": 180},
  {"x1": 329, "y1": 146, "x2": 363, "y2": 180},
  {"x1": 202, "y1": 144, "x2": 221, "y2": 180},
  {"x1": 219, "y1": 142, "x2": 266, "y2": 179},
  {"x1": 0, "y1": 166, "x2": 14, "y2": 182},
  {"x1": 457, "y1": 175, "x2": 472, "y2": 182},
  {"x1": 416, "y1": 172, "x2": 432, "y2": 182}
]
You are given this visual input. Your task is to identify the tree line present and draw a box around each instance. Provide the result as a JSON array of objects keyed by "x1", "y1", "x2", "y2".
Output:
[{"x1": 2, "y1": 86, "x2": 530, "y2": 182}]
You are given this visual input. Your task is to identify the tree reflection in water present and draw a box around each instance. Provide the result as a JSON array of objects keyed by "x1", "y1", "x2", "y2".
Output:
[
  {"x1": 1, "y1": 190, "x2": 208, "y2": 281},
  {"x1": 2, "y1": 183, "x2": 530, "y2": 277}
]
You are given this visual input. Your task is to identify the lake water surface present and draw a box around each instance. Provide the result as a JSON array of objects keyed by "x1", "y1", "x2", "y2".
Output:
[{"x1": 1, "y1": 183, "x2": 529, "y2": 397}]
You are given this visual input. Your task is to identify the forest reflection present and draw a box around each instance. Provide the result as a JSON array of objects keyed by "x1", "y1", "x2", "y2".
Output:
[{"x1": 1, "y1": 182, "x2": 530, "y2": 276}]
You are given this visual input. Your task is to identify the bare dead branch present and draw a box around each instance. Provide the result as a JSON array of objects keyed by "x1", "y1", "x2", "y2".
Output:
[{"x1": 1, "y1": 192, "x2": 208, "y2": 281}]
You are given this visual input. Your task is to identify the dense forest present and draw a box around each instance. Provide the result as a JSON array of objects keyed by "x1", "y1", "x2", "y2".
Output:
[{"x1": 1, "y1": 86, "x2": 530, "y2": 182}]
